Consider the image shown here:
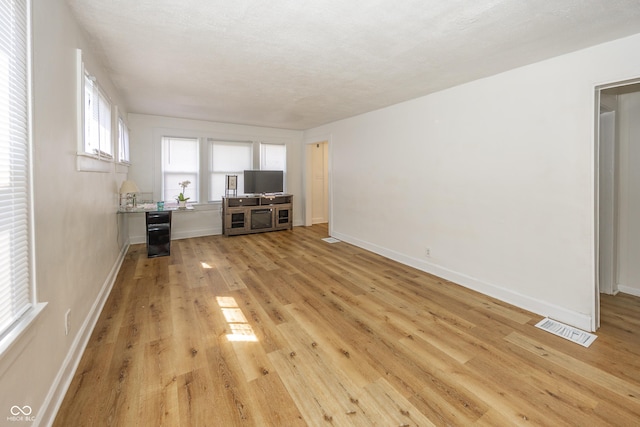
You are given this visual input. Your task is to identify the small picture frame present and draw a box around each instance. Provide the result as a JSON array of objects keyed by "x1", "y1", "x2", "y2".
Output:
[
  {"x1": 226, "y1": 174, "x2": 238, "y2": 197},
  {"x1": 226, "y1": 175, "x2": 237, "y2": 190}
]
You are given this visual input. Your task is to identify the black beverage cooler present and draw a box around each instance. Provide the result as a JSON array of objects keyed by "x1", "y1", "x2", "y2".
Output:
[{"x1": 145, "y1": 211, "x2": 172, "y2": 258}]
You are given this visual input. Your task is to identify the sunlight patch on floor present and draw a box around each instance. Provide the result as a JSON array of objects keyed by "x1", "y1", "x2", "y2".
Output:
[{"x1": 216, "y1": 296, "x2": 258, "y2": 342}]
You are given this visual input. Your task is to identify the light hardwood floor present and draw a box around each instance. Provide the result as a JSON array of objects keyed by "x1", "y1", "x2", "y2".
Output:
[{"x1": 54, "y1": 224, "x2": 640, "y2": 426}]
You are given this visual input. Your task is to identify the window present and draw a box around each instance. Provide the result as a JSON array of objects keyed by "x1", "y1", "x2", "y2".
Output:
[
  {"x1": 118, "y1": 116, "x2": 130, "y2": 163},
  {"x1": 159, "y1": 136, "x2": 284, "y2": 203},
  {"x1": 260, "y1": 143, "x2": 286, "y2": 171},
  {"x1": 75, "y1": 49, "x2": 118, "y2": 172},
  {"x1": 209, "y1": 140, "x2": 252, "y2": 201},
  {"x1": 82, "y1": 72, "x2": 112, "y2": 159},
  {"x1": 161, "y1": 137, "x2": 199, "y2": 203},
  {"x1": 261, "y1": 142, "x2": 287, "y2": 191},
  {"x1": 87, "y1": 76, "x2": 112, "y2": 158},
  {"x1": 0, "y1": 0, "x2": 36, "y2": 345}
]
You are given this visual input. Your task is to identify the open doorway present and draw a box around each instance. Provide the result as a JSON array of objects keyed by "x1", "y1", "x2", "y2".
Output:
[
  {"x1": 304, "y1": 139, "x2": 330, "y2": 232},
  {"x1": 595, "y1": 79, "x2": 640, "y2": 329}
]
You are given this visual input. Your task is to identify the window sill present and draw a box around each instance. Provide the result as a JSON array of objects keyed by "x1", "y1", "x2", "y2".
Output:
[
  {"x1": 115, "y1": 162, "x2": 130, "y2": 174},
  {"x1": 0, "y1": 302, "x2": 48, "y2": 374},
  {"x1": 170, "y1": 202, "x2": 221, "y2": 211},
  {"x1": 76, "y1": 153, "x2": 113, "y2": 172}
]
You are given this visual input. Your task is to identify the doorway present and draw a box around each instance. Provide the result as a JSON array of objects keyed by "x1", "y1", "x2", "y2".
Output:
[
  {"x1": 304, "y1": 139, "x2": 330, "y2": 230},
  {"x1": 595, "y1": 79, "x2": 640, "y2": 329}
]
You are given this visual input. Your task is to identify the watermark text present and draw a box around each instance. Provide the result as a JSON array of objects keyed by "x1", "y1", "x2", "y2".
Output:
[{"x1": 7, "y1": 405, "x2": 35, "y2": 423}]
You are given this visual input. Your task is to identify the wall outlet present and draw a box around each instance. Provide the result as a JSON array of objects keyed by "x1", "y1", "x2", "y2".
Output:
[
  {"x1": 65, "y1": 309, "x2": 71, "y2": 336},
  {"x1": 425, "y1": 248, "x2": 431, "y2": 257}
]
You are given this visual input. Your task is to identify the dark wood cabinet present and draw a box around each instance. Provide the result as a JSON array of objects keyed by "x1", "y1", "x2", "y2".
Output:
[{"x1": 222, "y1": 194, "x2": 293, "y2": 236}]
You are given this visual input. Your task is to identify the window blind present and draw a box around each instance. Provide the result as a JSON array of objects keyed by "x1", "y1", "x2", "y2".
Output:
[
  {"x1": 0, "y1": 0, "x2": 32, "y2": 339},
  {"x1": 260, "y1": 143, "x2": 286, "y2": 171},
  {"x1": 260, "y1": 143, "x2": 286, "y2": 193},
  {"x1": 162, "y1": 137, "x2": 199, "y2": 202},
  {"x1": 209, "y1": 140, "x2": 252, "y2": 201},
  {"x1": 83, "y1": 73, "x2": 112, "y2": 159}
]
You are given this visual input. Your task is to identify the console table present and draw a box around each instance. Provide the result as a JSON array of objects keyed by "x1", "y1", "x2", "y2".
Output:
[
  {"x1": 222, "y1": 194, "x2": 293, "y2": 236},
  {"x1": 118, "y1": 205, "x2": 194, "y2": 257}
]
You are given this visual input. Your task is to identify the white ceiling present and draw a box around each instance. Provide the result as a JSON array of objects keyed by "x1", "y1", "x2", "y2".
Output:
[{"x1": 66, "y1": 0, "x2": 640, "y2": 130}]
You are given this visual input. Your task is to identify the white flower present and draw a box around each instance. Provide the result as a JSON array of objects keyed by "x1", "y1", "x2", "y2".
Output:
[{"x1": 177, "y1": 180, "x2": 191, "y2": 202}]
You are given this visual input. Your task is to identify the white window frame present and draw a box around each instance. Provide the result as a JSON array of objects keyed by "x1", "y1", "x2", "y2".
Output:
[
  {"x1": 0, "y1": 0, "x2": 46, "y2": 358},
  {"x1": 209, "y1": 139, "x2": 253, "y2": 202},
  {"x1": 117, "y1": 113, "x2": 130, "y2": 164},
  {"x1": 83, "y1": 72, "x2": 112, "y2": 158},
  {"x1": 161, "y1": 136, "x2": 200, "y2": 203},
  {"x1": 154, "y1": 132, "x2": 289, "y2": 204},
  {"x1": 260, "y1": 142, "x2": 287, "y2": 192},
  {"x1": 260, "y1": 142, "x2": 287, "y2": 171},
  {"x1": 76, "y1": 49, "x2": 113, "y2": 172}
]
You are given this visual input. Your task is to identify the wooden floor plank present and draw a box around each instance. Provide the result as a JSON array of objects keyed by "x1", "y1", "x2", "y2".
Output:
[
  {"x1": 54, "y1": 224, "x2": 640, "y2": 426},
  {"x1": 505, "y1": 331, "x2": 640, "y2": 413}
]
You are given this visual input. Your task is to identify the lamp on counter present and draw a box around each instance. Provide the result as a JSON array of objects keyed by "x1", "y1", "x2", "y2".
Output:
[{"x1": 119, "y1": 180, "x2": 140, "y2": 209}]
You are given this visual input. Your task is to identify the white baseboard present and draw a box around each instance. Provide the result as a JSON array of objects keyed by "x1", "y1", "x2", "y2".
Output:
[
  {"x1": 171, "y1": 227, "x2": 222, "y2": 240},
  {"x1": 330, "y1": 231, "x2": 593, "y2": 332},
  {"x1": 130, "y1": 233, "x2": 146, "y2": 245},
  {"x1": 37, "y1": 242, "x2": 130, "y2": 427},
  {"x1": 617, "y1": 285, "x2": 640, "y2": 298}
]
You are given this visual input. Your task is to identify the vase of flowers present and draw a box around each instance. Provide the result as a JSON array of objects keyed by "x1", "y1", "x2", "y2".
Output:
[{"x1": 176, "y1": 180, "x2": 191, "y2": 208}]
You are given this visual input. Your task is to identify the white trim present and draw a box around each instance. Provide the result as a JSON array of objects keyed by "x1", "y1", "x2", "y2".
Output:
[
  {"x1": 117, "y1": 110, "x2": 131, "y2": 164},
  {"x1": 115, "y1": 162, "x2": 130, "y2": 174},
  {"x1": 593, "y1": 75, "x2": 640, "y2": 331},
  {"x1": 617, "y1": 285, "x2": 640, "y2": 298},
  {"x1": 76, "y1": 48, "x2": 84, "y2": 157},
  {"x1": 27, "y1": 0, "x2": 36, "y2": 307},
  {"x1": 331, "y1": 230, "x2": 594, "y2": 332},
  {"x1": 595, "y1": 77, "x2": 640, "y2": 92},
  {"x1": 76, "y1": 49, "x2": 116, "y2": 170},
  {"x1": 37, "y1": 243, "x2": 129, "y2": 427},
  {"x1": 0, "y1": 0, "x2": 40, "y2": 353},
  {"x1": 0, "y1": 303, "x2": 47, "y2": 370},
  {"x1": 593, "y1": 87, "x2": 601, "y2": 331},
  {"x1": 76, "y1": 153, "x2": 112, "y2": 173},
  {"x1": 209, "y1": 139, "x2": 254, "y2": 201}
]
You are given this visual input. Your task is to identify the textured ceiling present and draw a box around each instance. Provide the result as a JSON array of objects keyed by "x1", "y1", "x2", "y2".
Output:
[{"x1": 66, "y1": 0, "x2": 640, "y2": 130}]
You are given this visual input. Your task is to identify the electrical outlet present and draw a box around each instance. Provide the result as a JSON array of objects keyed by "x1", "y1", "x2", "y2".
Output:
[
  {"x1": 65, "y1": 309, "x2": 71, "y2": 336},
  {"x1": 425, "y1": 248, "x2": 431, "y2": 257}
]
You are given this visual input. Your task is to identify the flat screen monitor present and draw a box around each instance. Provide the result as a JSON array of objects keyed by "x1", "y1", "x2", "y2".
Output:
[{"x1": 243, "y1": 170, "x2": 284, "y2": 194}]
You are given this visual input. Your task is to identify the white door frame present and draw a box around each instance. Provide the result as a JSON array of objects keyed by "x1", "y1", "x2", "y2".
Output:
[
  {"x1": 303, "y1": 134, "x2": 332, "y2": 233},
  {"x1": 593, "y1": 77, "x2": 640, "y2": 330},
  {"x1": 598, "y1": 109, "x2": 617, "y2": 298}
]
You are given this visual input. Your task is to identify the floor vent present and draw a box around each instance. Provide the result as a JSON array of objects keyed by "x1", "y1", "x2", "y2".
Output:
[
  {"x1": 535, "y1": 318, "x2": 597, "y2": 348},
  {"x1": 322, "y1": 237, "x2": 340, "y2": 244}
]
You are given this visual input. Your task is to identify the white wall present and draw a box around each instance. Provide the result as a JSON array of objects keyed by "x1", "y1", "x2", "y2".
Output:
[
  {"x1": 617, "y1": 91, "x2": 640, "y2": 297},
  {"x1": 3, "y1": 4, "x2": 638, "y2": 423},
  {"x1": 305, "y1": 33, "x2": 640, "y2": 331},
  {"x1": 126, "y1": 114, "x2": 304, "y2": 243},
  {"x1": 0, "y1": 0, "x2": 131, "y2": 424}
]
